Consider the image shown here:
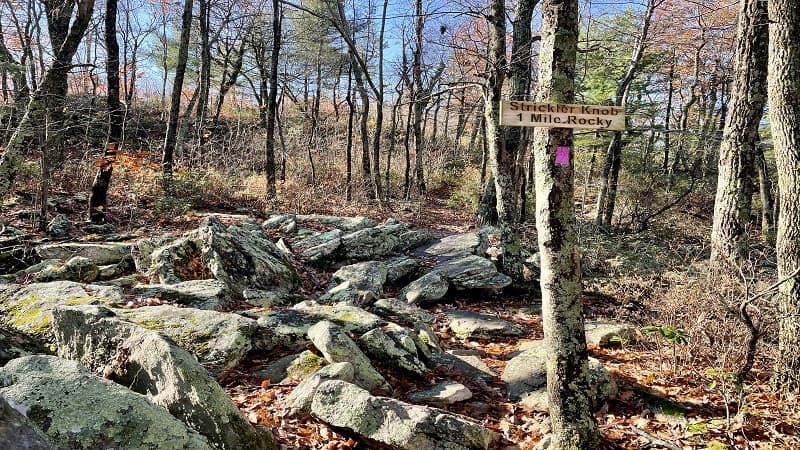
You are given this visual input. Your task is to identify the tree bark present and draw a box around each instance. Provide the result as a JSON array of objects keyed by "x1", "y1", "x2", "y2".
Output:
[
  {"x1": 755, "y1": 143, "x2": 775, "y2": 246},
  {"x1": 533, "y1": 0, "x2": 600, "y2": 446},
  {"x1": 709, "y1": 0, "x2": 768, "y2": 264},
  {"x1": 88, "y1": 0, "x2": 123, "y2": 223},
  {"x1": 162, "y1": 0, "x2": 193, "y2": 195},
  {"x1": 265, "y1": 0, "x2": 282, "y2": 199},
  {"x1": 412, "y1": 0, "x2": 427, "y2": 197},
  {"x1": 768, "y1": 0, "x2": 800, "y2": 394}
]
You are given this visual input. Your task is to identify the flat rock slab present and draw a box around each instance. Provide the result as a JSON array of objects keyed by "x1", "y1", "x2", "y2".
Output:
[
  {"x1": 399, "y1": 272, "x2": 449, "y2": 305},
  {"x1": 407, "y1": 381, "x2": 473, "y2": 406},
  {"x1": 372, "y1": 298, "x2": 435, "y2": 324},
  {"x1": 307, "y1": 321, "x2": 391, "y2": 394},
  {"x1": 292, "y1": 302, "x2": 386, "y2": 333},
  {"x1": 311, "y1": 380, "x2": 495, "y2": 450},
  {"x1": 36, "y1": 242, "x2": 132, "y2": 265},
  {"x1": 585, "y1": 321, "x2": 640, "y2": 347},
  {"x1": 433, "y1": 255, "x2": 512, "y2": 291},
  {"x1": 359, "y1": 328, "x2": 427, "y2": 376},
  {"x1": 120, "y1": 304, "x2": 256, "y2": 373},
  {"x1": 296, "y1": 214, "x2": 377, "y2": 231},
  {"x1": 446, "y1": 309, "x2": 523, "y2": 339},
  {"x1": 0, "y1": 281, "x2": 124, "y2": 337},
  {"x1": 321, "y1": 261, "x2": 387, "y2": 305},
  {"x1": 131, "y1": 279, "x2": 230, "y2": 310},
  {"x1": 418, "y1": 233, "x2": 480, "y2": 258},
  {"x1": 0, "y1": 356, "x2": 211, "y2": 450}
]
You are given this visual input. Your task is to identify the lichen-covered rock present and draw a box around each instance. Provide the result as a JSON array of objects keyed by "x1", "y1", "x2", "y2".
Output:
[
  {"x1": 284, "y1": 362, "x2": 355, "y2": 417},
  {"x1": 198, "y1": 216, "x2": 299, "y2": 295},
  {"x1": 321, "y1": 261, "x2": 387, "y2": 305},
  {"x1": 384, "y1": 256, "x2": 420, "y2": 283},
  {"x1": 149, "y1": 234, "x2": 203, "y2": 284},
  {"x1": 262, "y1": 214, "x2": 296, "y2": 229},
  {"x1": 120, "y1": 305, "x2": 256, "y2": 374},
  {"x1": 296, "y1": 214, "x2": 377, "y2": 231},
  {"x1": 373, "y1": 298, "x2": 436, "y2": 324},
  {"x1": 33, "y1": 257, "x2": 99, "y2": 283},
  {"x1": 131, "y1": 280, "x2": 231, "y2": 310},
  {"x1": 0, "y1": 282, "x2": 124, "y2": 337},
  {"x1": 51, "y1": 306, "x2": 278, "y2": 450},
  {"x1": 292, "y1": 302, "x2": 386, "y2": 333},
  {"x1": 502, "y1": 341, "x2": 616, "y2": 409},
  {"x1": 0, "y1": 327, "x2": 45, "y2": 367},
  {"x1": 131, "y1": 234, "x2": 177, "y2": 273},
  {"x1": 446, "y1": 309, "x2": 523, "y2": 339},
  {"x1": 359, "y1": 328, "x2": 427, "y2": 376},
  {"x1": 584, "y1": 321, "x2": 640, "y2": 347},
  {"x1": 296, "y1": 230, "x2": 343, "y2": 264},
  {"x1": 399, "y1": 272, "x2": 449, "y2": 305},
  {"x1": 284, "y1": 350, "x2": 328, "y2": 381},
  {"x1": 255, "y1": 352, "x2": 304, "y2": 383},
  {"x1": 242, "y1": 288, "x2": 303, "y2": 307},
  {"x1": 340, "y1": 222, "x2": 430, "y2": 261},
  {"x1": 0, "y1": 393, "x2": 54, "y2": 449},
  {"x1": 307, "y1": 321, "x2": 391, "y2": 394},
  {"x1": 46, "y1": 214, "x2": 71, "y2": 237},
  {"x1": 0, "y1": 356, "x2": 210, "y2": 449},
  {"x1": 36, "y1": 242, "x2": 132, "y2": 266},
  {"x1": 407, "y1": 381, "x2": 473, "y2": 406},
  {"x1": 419, "y1": 233, "x2": 480, "y2": 258},
  {"x1": 311, "y1": 380, "x2": 495, "y2": 450},
  {"x1": 433, "y1": 255, "x2": 512, "y2": 291}
]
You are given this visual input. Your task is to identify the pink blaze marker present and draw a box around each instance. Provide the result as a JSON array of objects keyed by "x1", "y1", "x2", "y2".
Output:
[{"x1": 555, "y1": 146, "x2": 571, "y2": 166}]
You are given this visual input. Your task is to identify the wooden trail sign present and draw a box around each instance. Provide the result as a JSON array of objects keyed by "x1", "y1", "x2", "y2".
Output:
[{"x1": 500, "y1": 100, "x2": 625, "y2": 130}]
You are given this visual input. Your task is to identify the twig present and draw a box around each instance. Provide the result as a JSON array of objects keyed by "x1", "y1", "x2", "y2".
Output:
[{"x1": 630, "y1": 426, "x2": 683, "y2": 450}]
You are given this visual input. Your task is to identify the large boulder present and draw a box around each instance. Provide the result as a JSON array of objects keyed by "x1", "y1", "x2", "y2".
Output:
[
  {"x1": 120, "y1": 305, "x2": 257, "y2": 374},
  {"x1": 295, "y1": 214, "x2": 377, "y2": 231},
  {"x1": 307, "y1": 321, "x2": 391, "y2": 394},
  {"x1": 407, "y1": 381, "x2": 473, "y2": 407},
  {"x1": 0, "y1": 282, "x2": 124, "y2": 337},
  {"x1": 311, "y1": 380, "x2": 495, "y2": 450},
  {"x1": 445, "y1": 309, "x2": 523, "y2": 339},
  {"x1": 340, "y1": 221, "x2": 430, "y2": 261},
  {"x1": 428, "y1": 352, "x2": 496, "y2": 385},
  {"x1": 296, "y1": 230, "x2": 343, "y2": 264},
  {"x1": 320, "y1": 261, "x2": 388, "y2": 305},
  {"x1": 51, "y1": 305, "x2": 278, "y2": 450},
  {"x1": 36, "y1": 242, "x2": 132, "y2": 266},
  {"x1": 292, "y1": 302, "x2": 386, "y2": 333},
  {"x1": 131, "y1": 280, "x2": 231, "y2": 310},
  {"x1": 149, "y1": 234, "x2": 204, "y2": 284},
  {"x1": 0, "y1": 394, "x2": 54, "y2": 450},
  {"x1": 418, "y1": 233, "x2": 480, "y2": 258},
  {"x1": 398, "y1": 272, "x2": 449, "y2": 305},
  {"x1": 359, "y1": 327, "x2": 427, "y2": 376},
  {"x1": 372, "y1": 298, "x2": 436, "y2": 324},
  {"x1": 433, "y1": 255, "x2": 512, "y2": 291},
  {"x1": 284, "y1": 362, "x2": 355, "y2": 417},
  {"x1": 198, "y1": 216, "x2": 299, "y2": 295},
  {"x1": 501, "y1": 341, "x2": 617, "y2": 410},
  {"x1": 0, "y1": 356, "x2": 210, "y2": 449},
  {"x1": 33, "y1": 257, "x2": 99, "y2": 283},
  {"x1": 584, "y1": 321, "x2": 640, "y2": 347},
  {"x1": 383, "y1": 256, "x2": 420, "y2": 283}
]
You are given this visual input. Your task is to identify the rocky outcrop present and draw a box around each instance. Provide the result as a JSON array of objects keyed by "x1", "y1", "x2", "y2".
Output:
[
  {"x1": 131, "y1": 279, "x2": 231, "y2": 310},
  {"x1": 584, "y1": 321, "x2": 640, "y2": 347},
  {"x1": 36, "y1": 242, "x2": 132, "y2": 266},
  {"x1": 433, "y1": 255, "x2": 512, "y2": 291},
  {"x1": 418, "y1": 233, "x2": 480, "y2": 258},
  {"x1": 407, "y1": 381, "x2": 473, "y2": 407},
  {"x1": 198, "y1": 216, "x2": 298, "y2": 295},
  {"x1": 284, "y1": 362, "x2": 355, "y2": 417},
  {"x1": 398, "y1": 272, "x2": 449, "y2": 305},
  {"x1": 372, "y1": 298, "x2": 436, "y2": 324},
  {"x1": 0, "y1": 356, "x2": 211, "y2": 450},
  {"x1": 311, "y1": 380, "x2": 495, "y2": 450},
  {"x1": 33, "y1": 257, "x2": 99, "y2": 283},
  {"x1": 359, "y1": 327, "x2": 427, "y2": 376},
  {"x1": 321, "y1": 261, "x2": 387, "y2": 305},
  {"x1": 120, "y1": 305, "x2": 257, "y2": 373},
  {"x1": 340, "y1": 221, "x2": 430, "y2": 261},
  {"x1": 0, "y1": 282, "x2": 124, "y2": 337},
  {"x1": 51, "y1": 305, "x2": 278, "y2": 450},
  {"x1": 307, "y1": 321, "x2": 391, "y2": 394}
]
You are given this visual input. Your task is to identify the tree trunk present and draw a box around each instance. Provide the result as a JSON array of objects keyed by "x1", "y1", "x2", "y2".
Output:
[
  {"x1": 162, "y1": 0, "x2": 193, "y2": 195},
  {"x1": 412, "y1": 0, "x2": 426, "y2": 197},
  {"x1": 768, "y1": 0, "x2": 800, "y2": 394},
  {"x1": 88, "y1": 0, "x2": 122, "y2": 223},
  {"x1": 345, "y1": 64, "x2": 354, "y2": 201},
  {"x1": 533, "y1": 0, "x2": 600, "y2": 446},
  {"x1": 709, "y1": 0, "x2": 768, "y2": 264},
  {"x1": 196, "y1": 0, "x2": 211, "y2": 127},
  {"x1": 264, "y1": 0, "x2": 282, "y2": 199},
  {"x1": 755, "y1": 143, "x2": 775, "y2": 246},
  {"x1": 0, "y1": 0, "x2": 95, "y2": 200}
]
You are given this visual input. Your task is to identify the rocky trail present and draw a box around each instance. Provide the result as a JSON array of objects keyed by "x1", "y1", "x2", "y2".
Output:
[{"x1": 0, "y1": 212, "x2": 790, "y2": 449}]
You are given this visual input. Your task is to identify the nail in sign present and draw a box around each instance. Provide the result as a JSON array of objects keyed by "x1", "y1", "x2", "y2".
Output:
[{"x1": 555, "y1": 146, "x2": 571, "y2": 165}]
